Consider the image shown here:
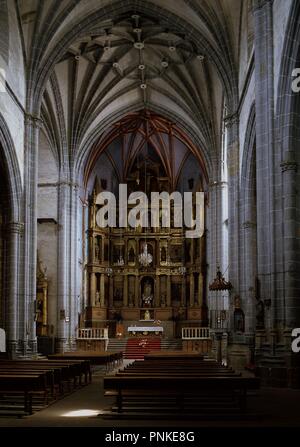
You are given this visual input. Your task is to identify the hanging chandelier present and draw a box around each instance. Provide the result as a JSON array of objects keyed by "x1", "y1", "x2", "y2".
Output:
[
  {"x1": 139, "y1": 243, "x2": 153, "y2": 267},
  {"x1": 209, "y1": 266, "x2": 232, "y2": 291}
]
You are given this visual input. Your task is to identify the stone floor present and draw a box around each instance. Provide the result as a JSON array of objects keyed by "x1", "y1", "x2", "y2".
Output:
[{"x1": 0, "y1": 362, "x2": 300, "y2": 428}]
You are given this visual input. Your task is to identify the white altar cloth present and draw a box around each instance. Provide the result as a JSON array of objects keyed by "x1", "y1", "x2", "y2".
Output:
[{"x1": 128, "y1": 326, "x2": 164, "y2": 333}]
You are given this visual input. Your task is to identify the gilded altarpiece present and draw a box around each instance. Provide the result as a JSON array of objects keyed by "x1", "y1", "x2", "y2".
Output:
[{"x1": 83, "y1": 190, "x2": 208, "y2": 337}]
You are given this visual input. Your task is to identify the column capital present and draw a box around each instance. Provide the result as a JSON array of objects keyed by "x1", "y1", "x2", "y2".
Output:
[
  {"x1": 280, "y1": 161, "x2": 298, "y2": 173},
  {"x1": 224, "y1": 112, "x2": 239, "y2": 128},
  {"x1": 58, "y1": 180, "x2": 79, "y2": 189},
  {"x1": 24, "y1": 113, "x2": 43, "y2": 128},
  {"x1": 6, "y1": 221, "x2": 24, "y2": 234},
  {"x1": 252, "y1": 0, "x2": 274, "y2": 12},
  {"x1": 209, "y1": 181, "x2": 227, "y2": 189}
]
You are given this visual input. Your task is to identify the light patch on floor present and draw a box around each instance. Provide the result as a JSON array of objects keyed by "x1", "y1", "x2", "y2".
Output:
[{"x1": 62, "y1": 409, "x2": 100, "y2": 417}]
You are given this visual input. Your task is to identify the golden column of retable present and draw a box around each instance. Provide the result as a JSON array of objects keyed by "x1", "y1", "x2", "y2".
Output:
[
  {"x1": 123, "y1": 275, "x2": 128, "y2": 307},
  {"x1": 90, "y1": 272, "x2": 96, "y2": 307},
  {"x1": 190, "y1": 273, "x2": 195, "y2": 307}
]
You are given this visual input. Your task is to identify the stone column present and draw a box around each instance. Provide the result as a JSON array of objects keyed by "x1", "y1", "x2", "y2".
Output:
[
  {"x1": 224, "y1": 115, "x2": 240, "y2": 295},
  {"x1": 281, "y1": 160, "x2": 299, "y2": 328},
  {"x1": 167, "y1": 275, "x2": 171, "y2": 307},
  {"x1": 7, "y1": 222, "x2": 23, "y2": 357},
  {"x1": 90, "y1": 273, "x2": 96, "y2": 307},
  {"x1": 69, "y1": 183, "x2": 79, "y2": 350},
  {"x1": 22, "y1": 114, "x2": 41, "y2": 355},
  {"x1": 207, "y1": 180, "x2": 225, "y2": 321},
  {"x1": 242, "y1": 221, "x2": 257, "y2": 333},
  {"x1": 189, "y1": 274, "x2": 195, "y2": 307},
  {"x1": 253, "y1": 0, "x2": 276, "y2": 329},
  {"x1": 57, "y1": 180, "x2": 70, "y2": 352}
]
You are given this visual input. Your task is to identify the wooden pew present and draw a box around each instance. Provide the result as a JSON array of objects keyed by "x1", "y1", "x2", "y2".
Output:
[
  {"x1": 103, "y1": 357, "x2": 260, "y2": 417},
  {"x1": 0, "y1": 358, "x2": 92, "y2": 415},
  {"x1": 144, "y1": 351, "x2": 204, "y2": 360},
  {"x1": 48, "y1": 351, "x2": 123, "y2": 371},
  {"x1": 0, "y1": 359, "x2": 91, "y2": 390},
  {"x1": 0, "y1": 373, "x2": 48, "y2": 414}
]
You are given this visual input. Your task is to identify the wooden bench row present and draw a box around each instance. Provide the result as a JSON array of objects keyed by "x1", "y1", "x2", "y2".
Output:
[
  {"x1": 48, "y1": 351, "x2": 123, "y2": 371},
  {"x1": 103, "y1": 356, "x2": 260, "y2": 416},
  {"x1": 0, "y1": 359, "x2": 92, "y2": 415}
]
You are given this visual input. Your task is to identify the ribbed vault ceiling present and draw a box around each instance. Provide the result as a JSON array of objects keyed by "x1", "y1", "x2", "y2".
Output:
[{"x1": 16, "y1": 0, "x2": 243, "y2": 177}]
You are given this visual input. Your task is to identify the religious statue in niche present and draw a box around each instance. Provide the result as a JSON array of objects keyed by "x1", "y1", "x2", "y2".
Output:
[
  {"x1": 94, "y1": 238, "x2": 101, "y2": 262},
  {"x1": 170, "y1": 245, "x2": 182, "y2": 263},
  {"x1": 128, "y1": 247, "x2": 135, "y2": 263},
  {"x1": 142, "y1": 279, "x2": 153, "y2": 307},
  {"x1": 36, "y1": 255, "x2": 48, "y2": 336},
  {"x1": 256, "y1": 297, "x2": 265, "y2": 329},
  {"x1": 161, "y1": 246, "x2": 167, "y2": 262},
  {"x1": 255, "y1": 277, "x2": 265, "y2": 329},
  {"x1": 144, "y1": 310, "x2": 151, "y2": 321},
  {"x1": 112, "y1": 246, "x2": 119, "y2": 263},
  {"x1": 233, "y1": 296, "x2": 245, "y2": 333},
  {"x1": 114, "y1": 288, "x2": 123, "y2": 302}
]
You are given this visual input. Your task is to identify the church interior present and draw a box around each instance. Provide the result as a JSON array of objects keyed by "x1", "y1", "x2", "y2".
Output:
[{"x1": 0, "y1": 0, "x2": 300, "y2": 428}]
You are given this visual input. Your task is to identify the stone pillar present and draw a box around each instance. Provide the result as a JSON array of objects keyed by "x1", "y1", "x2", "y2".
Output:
[
  {"x1": 189, "y1": 274, "x2": 195, "y2": 307},
  {"x1": 57, "y1": 180, "x2": 70, "y2": 352},
  {"x1": 224, "y1": 115, "x2": 240, "y2": 295},
  {"x1": 167, "y1": 275, "x2": 171, "y2": 307},
  {"x1": 253, "y1": 0, "x2": 276, "y2": 329},
  {"x1": 242, "y1": 221, "x2": 257, "y2": 333},
  {"x1": 207, "y1": 180, "x2": 225, "y2": 321},
  {"x1": 123, "y1": 275, "x2": 128, "y2": 307},
  {"x1": 281, "y1": 160, "x2": 299, "y2": 328},
  {"x1": 69, "y1": 183, "x2": 79, "y2": 350},
  {"x1": 90, "y1": 273, "x2": 96, "y2": 307},
  {"x1": 7, "y1": 222, "x2": 23, "y2": 356},
  {"x1": 22, "y1": 115, "x2": 41, "y2": 355}
]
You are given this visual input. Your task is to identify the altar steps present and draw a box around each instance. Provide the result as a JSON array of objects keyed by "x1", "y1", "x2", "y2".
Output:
[
  {"x1": 161, "y1": 339, "x2": 182, "y2": 351},
  {"x1": 124, "y1": 337, "x2": 161, "y2": 359},
  {"x1": 107, "y1": 338, "x2": 128, "y2": 353},
  {"x1": 107, "y1": 337, "x2": 182, "y2": 359}
]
